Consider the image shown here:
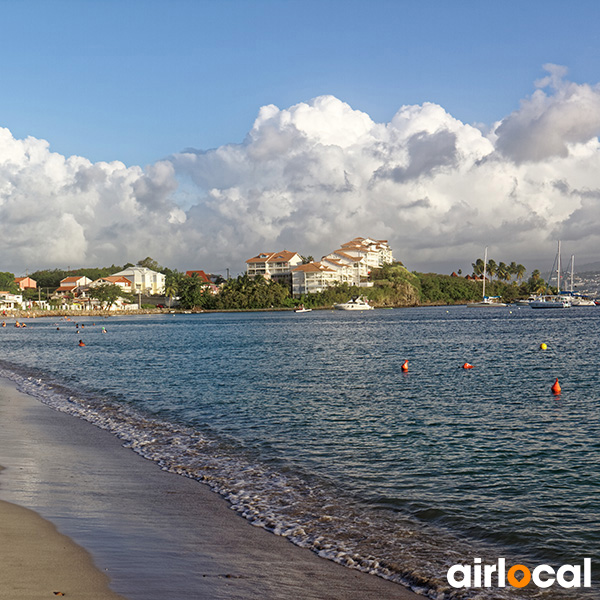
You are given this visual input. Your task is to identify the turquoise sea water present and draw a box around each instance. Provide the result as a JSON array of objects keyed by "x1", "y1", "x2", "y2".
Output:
[{"x1": 1, "y1": 307, "x2": 599, "y2": 599}]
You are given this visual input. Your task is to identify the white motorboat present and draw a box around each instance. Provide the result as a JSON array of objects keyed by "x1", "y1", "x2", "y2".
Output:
[
  {"x1": 334, "y1": 296, "x2": 374, "y2": 311},
  {"x1": 294, "y1": 305, "x2": 312, "y2": 313}
]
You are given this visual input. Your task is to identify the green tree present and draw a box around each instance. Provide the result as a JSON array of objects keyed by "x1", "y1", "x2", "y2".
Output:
[
  {"x1": 497, "y1": 262, "x2": 509, "y2": 281},
  {"x1": 0, "y1": 272, "x2": 18, "y2": 293},
  {"x1": 515, "y1": 264, "x2": 526, "y2": 282},
  {"x1": 178, "y1": 273, "x2": 209, "y2": 309},
  {"x1": 88, "y1": 284, "x2": 124, "y2": 309},
  {"x1": 472, "y1": 258, "x2": 485, "y2": 277},
  {"x1": 486, "y1": 259, "x2": 497, "y2": 280}
]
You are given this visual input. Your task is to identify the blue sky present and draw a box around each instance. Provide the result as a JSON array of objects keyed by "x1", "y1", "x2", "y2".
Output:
[
  {"x1": 2, "y1": 0, "x2": 600, "y2": 166},
  {"x1": 3, "y1": 0, "x2": 600, "y2": 275}
]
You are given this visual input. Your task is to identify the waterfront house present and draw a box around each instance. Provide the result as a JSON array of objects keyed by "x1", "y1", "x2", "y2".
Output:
[
  {"x1": 90, "y1": 276, "x2": 133, "y2": 294},
  {"x1": 246, "y1": 251, "x2": 303, "y2": 283},
  {"x1": 185, "y1": 270, "x2": 220, "y2": 294},
  {"x1": 54, "y1": 276, "x2": 93, "y2": 298},
  {"x1": 14, "y1": 276, "x2": 37, "y2": 290},
  {"x1": 111, "y1": 265, "x2": 166, "y2": 295},
  {"x1": 0, "y1": 291, "x2": 24, "y2": 310}
]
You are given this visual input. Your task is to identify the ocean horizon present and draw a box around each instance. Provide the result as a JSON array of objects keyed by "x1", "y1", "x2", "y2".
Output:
[{"x1": 0, "y1": 307, "x2": 598, "y2": 599}]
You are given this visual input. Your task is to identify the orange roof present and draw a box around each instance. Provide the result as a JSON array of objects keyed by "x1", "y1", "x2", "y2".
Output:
[
  {"x1": 185, "y1": 270, "x2": 211, "y2": 282},
  {"x1": 246, "y1": 250, "x2": 299, "y2": 264},
  {"x1": 292, "y1": 262, "x2": 335, "y2": 273}
]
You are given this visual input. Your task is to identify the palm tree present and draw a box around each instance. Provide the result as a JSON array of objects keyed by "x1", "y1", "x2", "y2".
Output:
[
  {"x1": 509, "y1": 262, "x2": 518, "y2": 282},
  {"x1": 472, "y1": 258, "x2": 485, "y2": 277},
  {"x1": 516, "y1": 264, "x2": 526, "y2": 282},
  {"x1": 487, "y1": 259, "x2": 498, "y2": 280},
  {"x1": 164, "y1": 282, "x2": 177, "y2": 308},
  {"x1": 497, "y1": 262, "x2": 509, "y2": 281}
]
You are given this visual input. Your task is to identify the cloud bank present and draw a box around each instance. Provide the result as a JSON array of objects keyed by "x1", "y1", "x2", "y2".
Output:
[{"x1": 2, "y1": 64, "x2": 600, "y2": 276}]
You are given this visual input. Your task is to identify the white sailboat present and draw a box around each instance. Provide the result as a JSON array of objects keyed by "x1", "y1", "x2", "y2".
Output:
[
  {"x1": 566, "y1": 255, "x2": 596, "y2": 306},
  {"x1": 530, "y1": 241, "x2": 571, "y2": 308},
  {"x1": 467, "y1": 247, "x2": 507, "y2": 307}
]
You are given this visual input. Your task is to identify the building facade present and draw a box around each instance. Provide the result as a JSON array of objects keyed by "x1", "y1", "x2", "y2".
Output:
[
  {"x1": 246, "y1": 251, "x2": 303, "y2": 282},
  {"x1": 111, "y1": 266, "x2": 166, "y2": 295}
]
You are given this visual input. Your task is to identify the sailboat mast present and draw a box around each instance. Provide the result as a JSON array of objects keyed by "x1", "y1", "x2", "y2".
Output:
[
  {"x1": 570, "y1": 254, "x2": 574, "y2": 294},
  {"x1": 483, "y1": 247, "x2": 487, "y2": 299},
  {"x1": 557, "y1": 241, "x2": 561, "y2": 294}
]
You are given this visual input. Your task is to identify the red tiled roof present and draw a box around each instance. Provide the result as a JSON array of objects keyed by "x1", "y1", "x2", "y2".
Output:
[{"x1": 185, "y1": 270, "x2": 211, "y2": 283}]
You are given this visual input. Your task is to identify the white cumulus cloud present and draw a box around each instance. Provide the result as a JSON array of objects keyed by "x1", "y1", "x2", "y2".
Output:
[{"x1": 2, "y1": 65, "x2": 600, "y2": 277}]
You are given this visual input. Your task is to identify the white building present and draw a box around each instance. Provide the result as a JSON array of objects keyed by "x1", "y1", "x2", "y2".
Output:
[
  {"x1": 292, "y1": 237, "x2": 394, "y2": 297},
  {"x1": 112, "y1": 266, "x2": 166, "y2": 295},
  {"x1": 291, "y1": 262, "x2": 345, "y2": 296},
  {"x1": 246, "y1": 251, "x2": 303, "y2": 280},
  {"x1": 90, "y1": 276, "x2": 133, "y2": 294},
  {"x1": 0, "y1": 291, "x2": 24, "y2": 309}
]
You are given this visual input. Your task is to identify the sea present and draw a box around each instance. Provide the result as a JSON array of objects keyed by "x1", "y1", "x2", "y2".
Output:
[{"x1": 0, "y1": 306, "x2": 599, "y2": 599}]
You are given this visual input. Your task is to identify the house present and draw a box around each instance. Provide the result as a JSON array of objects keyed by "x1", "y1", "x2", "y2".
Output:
[
  {"x1": 90, "y1": 276, "x2": 133, "y2": 293},
  {"x1": 15, "y1": 277, "x2": 37, "y2": 290},
  {"x1": 185, "y1": 270, "x2": 211, "y2": 283},
  {"x1": 246, "y1": 251, "x2": 303, "y2": 282},
  {"x1": 111, "y1": 265, "x2": 166, "y2": 295},
  {"x1": 54, "y1": 276, "x2": 93, "y2": 297},
  {"x1": 185, "y1": 270, "x2": 220, "y2": 294},
  {"x1": 0, "y1": 291, "x2": 24, "y2": 309}
]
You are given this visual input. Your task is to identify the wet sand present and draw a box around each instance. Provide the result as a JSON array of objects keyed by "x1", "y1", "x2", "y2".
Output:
[
  {"x1": 0, "y1": 378, "x2": 423, "y2": 600},
  {"x1": 0, "y1": 499, "x2": 126, "y2": 600}
]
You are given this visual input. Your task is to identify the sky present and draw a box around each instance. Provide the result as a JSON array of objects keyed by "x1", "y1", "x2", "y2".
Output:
[{"x1": 2, "y1": 0, "x2": 600, "y2": 277}]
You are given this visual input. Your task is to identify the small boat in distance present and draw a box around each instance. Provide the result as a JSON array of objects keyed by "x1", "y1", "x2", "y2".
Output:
[
  {"x1": 294, "y1": 304, "x2": 312, "y2": 313},
  {"x1": 334, "y1": 296, "x2": 374, "y2": 311}
]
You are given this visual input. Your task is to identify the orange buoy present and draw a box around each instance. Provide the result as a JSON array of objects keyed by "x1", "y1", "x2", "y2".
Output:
[
  {"x1": 462, "y1": 362, "x2": 474, "y2": 369},
  {"x1": 551, "y1": 378, "x2": 561, "y2": 395},
  {"x1": 401, "y1": 360, "x2": 409, "y2": 372},
  {"x1": 78, "y1": 340, "x2": 85, "y2": 347}
]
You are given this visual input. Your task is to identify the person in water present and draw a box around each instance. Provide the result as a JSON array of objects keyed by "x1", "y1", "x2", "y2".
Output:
[{"x1": 78, "y1": 340, "x2": 85, "y2": 347}]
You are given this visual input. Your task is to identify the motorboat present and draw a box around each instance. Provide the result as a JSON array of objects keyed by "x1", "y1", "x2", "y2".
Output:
[
  {"x1": 294, "y1": 305, "x2": 312, "y2": 313},
  {"x1": 334, "y1": 296, "x2": 374, "y2": 311}
]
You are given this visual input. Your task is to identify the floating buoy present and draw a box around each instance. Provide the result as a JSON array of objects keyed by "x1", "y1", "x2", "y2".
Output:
[
  {"x1": 462, "y1": 362, "x2": 474, "y2": 369},
  {"x1": 551, "y1": 378, "x2": 561, "y2": 395},
  {"x1": 540, "y1": 343, "x2": 547, "y2": 350},
  {"x1": 401, "y1": 360, "x2": 409, "y2": 372},
  {"x1": 78, "y1": 340, "x2": 85, "y2": 347}
]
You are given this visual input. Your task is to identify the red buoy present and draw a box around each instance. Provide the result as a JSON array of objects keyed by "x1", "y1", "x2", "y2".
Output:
[
  {"x1": 462, "y1": 362, "x2": 474, "y2": 369},
  {"x1": 551, "y1": 378, "x2": 561, "y2": 395},
  {"x1": 401, "y1": 360, "x2": 409, "y2": 372}
]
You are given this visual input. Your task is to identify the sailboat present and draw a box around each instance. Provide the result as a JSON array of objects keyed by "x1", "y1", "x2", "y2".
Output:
[
  {"x1": 566, "y1": 255, "x2": 596, "y2": 306},
  {"x1": 467, "y1": 247, "x2": 507, "y2": 307},
  {"x1": 530, "y1": 241, "x2": 571, "y2": 308}
]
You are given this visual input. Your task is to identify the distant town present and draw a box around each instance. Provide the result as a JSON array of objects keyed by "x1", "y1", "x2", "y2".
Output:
[{"x1": 1, "y1": 236, "x2": 598, "y2": 312}]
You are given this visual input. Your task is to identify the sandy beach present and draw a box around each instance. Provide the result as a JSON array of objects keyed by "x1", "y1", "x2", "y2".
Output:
[{"x1": 0, "y1": 377, "x2": 423, "y2": 600}]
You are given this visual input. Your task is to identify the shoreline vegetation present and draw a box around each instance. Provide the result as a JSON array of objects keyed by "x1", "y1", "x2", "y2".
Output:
[{"x1": 4, "y1": 260, "x2": 553, "y2": 316}]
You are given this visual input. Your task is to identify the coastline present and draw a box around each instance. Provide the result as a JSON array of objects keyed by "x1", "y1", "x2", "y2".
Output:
[
  {"x1": 0, "y1": 377, "x2": 423, "y2": 600},
  {"x1": 0, "y1": 499, "x2": 127, "y2": 600}
]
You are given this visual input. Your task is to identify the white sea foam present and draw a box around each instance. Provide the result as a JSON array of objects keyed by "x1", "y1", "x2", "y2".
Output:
[{"x1": 0, "y1": 362, "x2": 581, "y2": 600}]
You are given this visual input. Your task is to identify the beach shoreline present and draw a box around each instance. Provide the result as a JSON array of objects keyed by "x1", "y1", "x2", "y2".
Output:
[{"x1": 0, "y1": 376, "x2": 423, "y2": 600}]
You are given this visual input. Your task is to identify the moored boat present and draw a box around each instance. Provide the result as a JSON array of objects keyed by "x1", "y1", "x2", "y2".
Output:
[
  {"x1": 294, "y1": 304, "x2": 312, "y2": 313},
  {"x1": 334, "y1": 296, "x2": 374, "y2": 311},
  {"x1": 529, "y1": 295, "x2": 571, "y2": 308}
]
